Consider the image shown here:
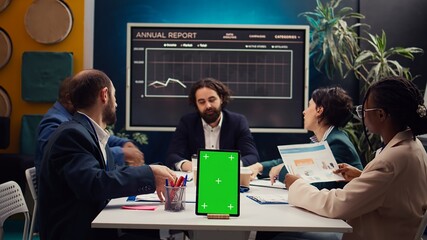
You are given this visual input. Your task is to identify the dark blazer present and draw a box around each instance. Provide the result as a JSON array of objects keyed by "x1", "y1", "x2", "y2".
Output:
[
  {"x1": 38, "y1": 113, "x2": 156, "y2": 240},
  {"x1": 166, "y1": 109, "x2": 259, "y2": 169},
  {"x1": 35, "y1": 101, "x2": 131, "y2": 181},
  {"x1": 261, "y1": 127, "x2": 363, "y2": 190}
]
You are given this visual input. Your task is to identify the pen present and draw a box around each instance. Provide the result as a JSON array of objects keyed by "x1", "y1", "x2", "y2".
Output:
[
  {"x1": 165, "y1": 179, "x2": 169, "y2": 187},
  {"x1": 271, "y1": 176, "x2": 277, "y2": 186},
  {"x1": 183, "y1": 174, "x2": 188, "y2": 186}
]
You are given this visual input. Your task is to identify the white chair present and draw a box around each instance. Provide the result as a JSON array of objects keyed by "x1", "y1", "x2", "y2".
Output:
[
  {"x1": 0, "y1": 181, "x2": 30, "y2": 240},
  {"x1": 25, "y1": 167, "x2": 37, "y2": 239},
  {"x1": 414, "y1": 210, "x2": 427, "y2": 240}
]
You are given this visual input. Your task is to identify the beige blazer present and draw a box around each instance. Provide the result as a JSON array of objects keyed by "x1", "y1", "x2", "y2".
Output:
[{"x1": 288, "y1": 129, "x2": 427, "y2": 240}]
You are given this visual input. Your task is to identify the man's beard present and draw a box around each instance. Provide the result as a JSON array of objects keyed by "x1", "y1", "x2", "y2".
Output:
[
  {"x1": 103, "y1": 98, "x2": 117, "y2": 125},
  {"x1": 200, "y1": 107, "x2": 221, "y2": 124}
]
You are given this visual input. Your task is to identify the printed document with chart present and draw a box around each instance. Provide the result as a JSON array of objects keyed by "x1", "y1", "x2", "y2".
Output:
[{"x1": 277, "y1": 142, "x2": 344, "y2": 183}]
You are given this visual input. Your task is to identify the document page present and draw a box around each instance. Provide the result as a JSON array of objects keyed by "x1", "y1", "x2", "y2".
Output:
[
  {"x1": 246, "y1": 193, "x2": 288, "y2": 204},
  {"x1": 250, "y1": 179, "x2": 286, "y2": 189},
  {"x1": 277, "y1": 142, "x2": 344, "y2": 183}
]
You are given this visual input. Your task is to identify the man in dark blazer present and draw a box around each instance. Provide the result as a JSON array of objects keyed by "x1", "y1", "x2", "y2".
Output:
[
  {"x1": 38, "y1": 69, "x2": 176, "y2": 240},
  {"x1": 166, "y1": 77, "x2": 259, "y2": 172},
  {"x1": 35, "y1": 76, "x2": 144, "y2": 181}
]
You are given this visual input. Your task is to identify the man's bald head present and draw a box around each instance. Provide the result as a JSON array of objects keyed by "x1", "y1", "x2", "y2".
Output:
[{"x1": 69, "y1": 69, "x2": 112, "y2": 110}]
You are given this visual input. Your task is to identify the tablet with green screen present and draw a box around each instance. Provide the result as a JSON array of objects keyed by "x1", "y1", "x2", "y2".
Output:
[{"x1": 195, "y1": 149, "x2": 240, "y2": 216}]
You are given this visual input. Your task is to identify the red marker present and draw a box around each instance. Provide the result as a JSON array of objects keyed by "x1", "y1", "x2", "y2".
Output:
[
  {"x1": 175, "y1": 176, "x2": 184, "y2": 187},
  {"x1": 171, "y1": 177, "x2": 176, "y2": 187},
  {"x1": 169, "y1": 176, "x2": 185, "y2": 201}
]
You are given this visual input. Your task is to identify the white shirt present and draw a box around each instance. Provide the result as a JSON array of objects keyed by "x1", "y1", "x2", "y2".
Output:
[
  {"x1": 202, "y1": 112, "x2": 223, "y2": 149},
  {"x1": 78, "y1": 111, "x2": 110, "y2": 165},
  {"x1": 309, "y1": 126, "x2": 335, "y2": 143},
  {"x1": 175, "y1": 112, "x2": 223, "y2": 171}
]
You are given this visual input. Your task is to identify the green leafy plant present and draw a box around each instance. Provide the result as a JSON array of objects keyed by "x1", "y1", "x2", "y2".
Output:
[
  {"x1": 106, "y1": 125, "x2": 148, "y2": 146},
  {"x1": 299, "y1": 0, "x2": 366, "y2": 80},
  {"x1": 353, "y1": 30, "x2": 424, "y2": 92},
  {"x1": 300, "y1": 0, "x2": 423, "y2": 163}
]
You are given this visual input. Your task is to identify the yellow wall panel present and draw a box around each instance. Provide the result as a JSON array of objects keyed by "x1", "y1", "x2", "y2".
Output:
[{"x1": 0, "y1": 0, "x2": 84, "y2": 153}]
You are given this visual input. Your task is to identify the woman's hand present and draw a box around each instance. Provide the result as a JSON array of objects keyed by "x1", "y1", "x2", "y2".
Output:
[
  {"x1": 334, "y1": 163, "x2": 362, "y2": 182},
  {"x1": 284, "y1": 173, "x2": 300, "y2": 189},
  {"x1": 269, "y1": 163, "x2": 285, "y2": 185}
]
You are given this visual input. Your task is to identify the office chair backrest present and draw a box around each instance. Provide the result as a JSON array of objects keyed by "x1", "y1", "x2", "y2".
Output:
[
  {"x1": 0, "y1": 181, "x2": 30, "y2": 240},
  {"x1": 25, "y1": 167, "x2": 38, "y2": 239},
  {"x1": 25, "y1": 167, "x2": 37, "y2": 201},
  {"x1": 414, "y1": 210, "x2": 427, "y2": 240}
]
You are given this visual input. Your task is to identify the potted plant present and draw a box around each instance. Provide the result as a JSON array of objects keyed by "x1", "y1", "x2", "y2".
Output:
[
  {"x1": 299, "y1": 0, "x2": 366, "y2": 80},
  {"x1": 353, "y1": 30, "x2": 423, "y2": 93},
  {"x1": 300, "y1": 0, "x2": 424, "y2": 163},
  {"x1": 106, "y1": 125, "x2": 149, "y2": 146}
]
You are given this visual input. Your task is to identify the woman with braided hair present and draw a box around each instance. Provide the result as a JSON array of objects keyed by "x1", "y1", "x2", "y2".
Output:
[{"x1": 284, "y1": 77, "x2": 427, "y2": 240}]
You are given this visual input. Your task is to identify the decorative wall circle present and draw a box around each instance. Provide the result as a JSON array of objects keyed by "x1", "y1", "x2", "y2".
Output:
[
  {"x1": 0, "y1": 28, "x2": 12, "y2": 69},
  {"x1": 24, "y1": 0, "x2": 73, "y2": 44},
  {"x1": 0, "y1": 0, "x2": 11, "y2": 13},
  {"x1": 0, "y1": 86, "x2": 11, "y2": 117}
]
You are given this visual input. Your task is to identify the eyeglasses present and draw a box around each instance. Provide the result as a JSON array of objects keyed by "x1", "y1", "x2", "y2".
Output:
[{"x1": 355, "y1": 105, "x2": 382, "y2": 118}]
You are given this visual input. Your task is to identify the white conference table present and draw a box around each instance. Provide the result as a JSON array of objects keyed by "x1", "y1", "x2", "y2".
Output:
[{"x1": 92, "y1": 177, "x2": 352, "y2": 240}]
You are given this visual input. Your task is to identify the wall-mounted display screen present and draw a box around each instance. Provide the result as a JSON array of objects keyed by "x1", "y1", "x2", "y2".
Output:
[{"x1": 126, "y1": 23, "x2": 309, "y2": 133}]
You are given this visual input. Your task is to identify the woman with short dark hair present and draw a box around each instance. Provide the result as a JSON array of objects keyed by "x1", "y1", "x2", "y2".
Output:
[{"x1": 250, "y1": 86, "x2": 363, "y2": 190}]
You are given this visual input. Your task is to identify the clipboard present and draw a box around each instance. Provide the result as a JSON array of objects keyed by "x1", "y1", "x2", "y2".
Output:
[
  {"x1": 195, "y1": 149, "x2": 240, "y2": 216},
  {"x1": 246, "y1": 194, "x2": 288, "y2": 204}
]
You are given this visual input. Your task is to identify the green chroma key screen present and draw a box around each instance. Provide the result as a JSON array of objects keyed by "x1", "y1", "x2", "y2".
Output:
[{"x1": 196, "y1": 149, "x2": 240, "y2": 216}]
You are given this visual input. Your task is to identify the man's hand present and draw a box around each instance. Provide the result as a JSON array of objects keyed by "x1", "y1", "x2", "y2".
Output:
[
  {"x1": 333, "y1": 163, "x2": 362, "y2": 182},
  {"x1": 284, "y1": 173, "x2": 300, "y2": 189},
  {"x1": 181, "y1": 161, "x2": 192, "y2": 172},
  {"x1": 149, "y1": 165, "x2": 176, "y2": 202},
  {"x1": 122, "y1": 142, "x2": 144, "y2": 166},
  {"x1": 248, "y1": 162, "x2": 263, "y2": 180},
  {"x1": 269, "y1": 163, "x2": 285, "y2": 185}
]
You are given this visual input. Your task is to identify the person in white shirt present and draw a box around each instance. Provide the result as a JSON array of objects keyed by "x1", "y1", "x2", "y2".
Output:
[{"x1": 166, "y1": 77, "x2": 259, "y2": 172}]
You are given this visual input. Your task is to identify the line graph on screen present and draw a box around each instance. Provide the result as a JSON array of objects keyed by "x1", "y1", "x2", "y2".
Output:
[
  {"x1": 144, "y1": 49, "x2": 293, "y2": 99},
  {"x1": 126, "y1": 23, "x2": 309, "y2": 132}
]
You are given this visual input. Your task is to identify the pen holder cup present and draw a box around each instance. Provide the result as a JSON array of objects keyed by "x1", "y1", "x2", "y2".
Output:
[{"x1": 165, "y1": 186, "x2": 186, "y2": 212}]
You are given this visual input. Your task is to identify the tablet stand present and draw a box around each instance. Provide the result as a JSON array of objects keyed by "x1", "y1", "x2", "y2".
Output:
[{"x1": 207, "y1": 214, "x2": 230, "y2": 220}]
